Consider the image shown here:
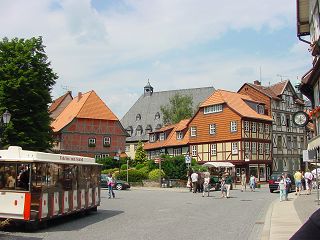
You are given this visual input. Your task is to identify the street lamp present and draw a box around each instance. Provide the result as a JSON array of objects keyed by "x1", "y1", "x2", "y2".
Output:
[{"x1": 0, "y1": 110, "x2": 11, "y2": 149}]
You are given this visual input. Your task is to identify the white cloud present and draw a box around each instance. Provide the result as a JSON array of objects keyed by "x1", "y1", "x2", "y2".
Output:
[{"x1": 0, "y1": 0, "x2": 311, "y2": 118}]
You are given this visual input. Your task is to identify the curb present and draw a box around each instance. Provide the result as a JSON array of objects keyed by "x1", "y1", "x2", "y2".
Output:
[{"x1": 261, "y1": 197, "x2": 276, "y2": 240}]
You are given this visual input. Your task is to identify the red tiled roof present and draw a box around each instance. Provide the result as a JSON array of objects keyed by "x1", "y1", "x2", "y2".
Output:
[
  {"x1": 268, "y1": 80, "x2": 289, "y2": 96},
  {"x1": 49, "y1": 91, "x2": 72, "y2": 113},
  {"x1": 246, "y1": 83, "x2": 280, "y2": 100},
  {"x1": 51, "y1": 90, "x2": 118, "y2": 132},
  {"x1": 201, "y1": 89, "x2": 272, "y2": 121}
]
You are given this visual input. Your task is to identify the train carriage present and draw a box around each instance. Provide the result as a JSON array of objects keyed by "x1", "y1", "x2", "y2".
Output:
[{"x1": 0, "y1": 146, "x2": 101, "y2": 227}]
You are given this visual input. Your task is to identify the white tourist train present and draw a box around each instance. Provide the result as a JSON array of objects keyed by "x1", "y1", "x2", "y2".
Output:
[{"x1": 0, "y1": 146, "x2": 101, "y2": 228}]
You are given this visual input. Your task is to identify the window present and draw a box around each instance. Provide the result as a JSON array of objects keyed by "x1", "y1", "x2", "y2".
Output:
[
  {"x1": 265, "y1": 143, "x2": 270, "y2": 153},
  {"x1": 191, "y1": 145, "x2": 197, "y2": 156},
  {"x1": 287, "y1": 136, "x2": 292, "y2": 149},
  {"x1": 150, "y1": 134, "x2": 156, "y2": 142},
  {"x1": 276, "y1": 114, "x2": 281, "y2": 126},
  {"x1": 209, "y1": 124, "x2": 216, "y2": 135},
  {"x1": 88, "y1": 138, "x2": 96, "y2": 147},
  {"x1": 252, "y1": 142, "x2": 257, "y2": 154},
  {"x1": 95, "y1": 153, "x2": 110, "y2": 159},
  {"x1": 204, "y1": 104, "x2": 223, "y2": 114},
  {"x1": 126, "y1": 126, "x2": 133, "y2": 136},
  {"x1": 103, "y1": 137, "x2": 111, "y2": 147},
  {"x1": 155, "y1": 112, "x2": 160, "y2": 120},
  {"x1": 258, "y1": 143, "x2": 263, "y2": 154},
  {"x1": 190, "y1": 126, "x2": 197, "y2": 137},
  {"x1": 125, "y1": 145, "x2": 130, "y2": 152},
  {"x1": 173, "y1": 148, "x2": 182, "y2": 156},
  {"x1": 258, "y1": 123, "x2": 263, "y2": 133},
  {"x1": 136, "y1": 114, "x2": 141, "y2": 121},
  {"x1": 244, "y1": 121, "x2": 250, "y2": 132},
  {"x1": 277, "y1": 136, "x2": 282, "y2": 150},
  {"x1": 136, "y1": 125, "x2": 143, "y2": 136},
  {"x1": 293, "y1": 137, "x2": 297, "y2": 149},
  {"x1": 257, "y1": 105, "x2": 265, "y2": 114},
  {"x1": 252, "y1": 122, "x2": 256, "y2": 133},
  {"x1": 210, "y1": 144, "x2": 217, "y2": 155},
  {"x1": 145, "y1": 125, "x2": 152, "y2": 134},
  {"x1": 232, "y1": 142, "x2": 238, "y2": 154},
  {"x1": 286, "y1": 115, "x2": 290, "y2": 127},
  {"x1": 230, "y1": 121, "x2": 237, "y2": 132},
  {"x1": 265, "y1": 124, "x2": 270, "y2": 134},
  {"x1": 159, "y1": 133, "x2": 165, "y2": 141},
  {"x1": 176, "y1": 131, "x2": 183, "y2": 140},
  {"x1": 245, "y1": 142, "x2": 250, "y2": 160}
]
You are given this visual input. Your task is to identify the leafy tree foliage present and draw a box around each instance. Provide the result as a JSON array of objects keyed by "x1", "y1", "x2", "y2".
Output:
[
  {"x1": 134, "y1": 141, "x2": 147, "y2": 164},
  {"x1": 0, "y1": 37, "x2": 57, "y2": 150},
  {"x1": 161, "y1": 155, "x2": 188, "y2": 180},
  {"x1": 160, "y1": 93, "x2": 193, "y2": 125}
]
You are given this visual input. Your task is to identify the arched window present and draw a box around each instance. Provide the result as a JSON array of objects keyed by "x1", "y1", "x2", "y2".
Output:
[
  {"x1": 145, "y1": 124, "x2": 153, "y2": 133},
  {"x1": 136, "y1": 114, "x2": 141, "y2": 121},
  {"x1": 136, "y1": 125, "x2": 143, "y2": 136},
  {"x1": 155, "y1": 112, "x2": 160, "y2": 120}
]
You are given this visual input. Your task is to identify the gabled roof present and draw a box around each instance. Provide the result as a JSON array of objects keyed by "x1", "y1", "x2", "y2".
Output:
[
  {"x1": 49, "y1": 91, "x2": 72, "y2": 113},
  {"x1": 144, "y1": 119, "x2": 190, "y2": 150},
  {"x1": 241, "y1": 83, "x2": 280, "y2": 100},
  {"x1": 268, "y1": 80, "x2": 289, "y2": 96},
  {"x1": 51, "y1": 90, "x2": 118, "y2": 132},
  {"x1": 200, "y1": 90, "x2": 272, "y2": 121},
  {"x1": 121, "y1": 86, "x2": 215, "y2": 142}
]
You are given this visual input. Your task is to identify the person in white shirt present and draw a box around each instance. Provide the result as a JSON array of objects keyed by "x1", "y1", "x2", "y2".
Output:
[
  {"x1": 191, "y1": 172, "x2": 198, "y2": 193},
  {"x1": 304, "y1": 170, "x2": 313, "y2": 195},
  {"x1": 202, "y1": 172, "x2": 210, "y2": 197}
]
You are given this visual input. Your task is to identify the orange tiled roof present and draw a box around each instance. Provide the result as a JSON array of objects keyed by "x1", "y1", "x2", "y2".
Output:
[
  {"x1": 201, "y1": 89, "x2": 272, "y2": 121},
  {"x1": 268, "y1": 80, "x2": 288, "y2": 96},
  {"x1": 144, "y1": 119, "x2": 190, "y2": 150},
  {"x1": 49, "y1": 91, "x2": 72, "y2": 113},
  {"x1": 245, "y1": 83, "x2": 280, "y2": 100},
  {"x1": 51, "y1": 90, "x2": 118, "y2": 132}
]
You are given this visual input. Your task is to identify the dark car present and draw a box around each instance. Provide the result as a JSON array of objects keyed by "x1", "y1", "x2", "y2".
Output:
[
  {"x1": 268, "y1": 172, "x2": 295, "y2": 193},
  {"x1": 100, "y1": 174, "x2": 130, "y2": 190}
]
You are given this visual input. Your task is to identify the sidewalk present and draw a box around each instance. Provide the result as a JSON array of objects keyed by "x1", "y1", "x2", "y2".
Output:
[{"x1": 261, "y1": 190, "x2": 320, "y2": 240}]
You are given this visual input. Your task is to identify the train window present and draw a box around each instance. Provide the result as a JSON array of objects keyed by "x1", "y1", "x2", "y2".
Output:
[
  {"x1": 17, "y1": 163, "x2": 30, "y2": 191},
  {"x1": 0, "y1": 163, "x2": 17, "y2": 190}
]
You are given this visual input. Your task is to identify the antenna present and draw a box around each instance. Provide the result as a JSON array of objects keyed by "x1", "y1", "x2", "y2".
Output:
[
  {"x1": 259, "y1": 66, "x2": 262, "y2": 82},
  {"x1": 276, "y1": 74, "x2": 289, "y2": 81},
  {"x1": 61, "y1": 85, "x2": 70, "y2": 92}
]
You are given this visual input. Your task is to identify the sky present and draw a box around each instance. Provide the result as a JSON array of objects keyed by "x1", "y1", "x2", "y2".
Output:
[{"x1": 0, "y1": 0, "x2": 312, "y2": 119}]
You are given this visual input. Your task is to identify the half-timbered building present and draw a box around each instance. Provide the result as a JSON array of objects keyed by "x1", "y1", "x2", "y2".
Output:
[
  {"x1": 143, "y1": 119, "x2": 190, "y2": 159},
  {"x1": 238, "y1": 80, "x2": 306, "y2": 173},
  {"x1": 188, "y1": 90, "x2": 273, "y2": 182},
  {"x1": 51, "y1": 91, "x2": 127, "y2": 158}
]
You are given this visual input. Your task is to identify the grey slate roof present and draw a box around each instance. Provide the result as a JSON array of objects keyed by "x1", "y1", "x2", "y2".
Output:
[{"x1": 121, "y1": 86, "x2": 215, "y2": 142}]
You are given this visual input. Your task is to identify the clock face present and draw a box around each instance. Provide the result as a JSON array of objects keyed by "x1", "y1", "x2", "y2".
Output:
[{"x1": 293, "y1": 111, "x2": 309, "y2": 127}]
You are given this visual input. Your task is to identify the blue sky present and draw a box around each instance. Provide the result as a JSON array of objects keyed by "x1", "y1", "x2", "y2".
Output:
[{"x1": 0, "y1": 0, "x2": 312, "y2": 118}]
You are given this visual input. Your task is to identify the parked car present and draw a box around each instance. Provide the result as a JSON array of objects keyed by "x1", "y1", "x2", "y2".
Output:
[
  {"x1": 268, "y1": 172, "x2": 295, "y2": 193},
  {"x1": 100, "y1": 174, "x2": 130, "y2": 190}
]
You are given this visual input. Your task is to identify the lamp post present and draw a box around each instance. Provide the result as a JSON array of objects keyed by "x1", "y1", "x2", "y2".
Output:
[
  {"x1": 118, "y1": 149, "x2": 121, "y2": 174},
  {"x1": 0, "y1": 110, "x2": 11, "y2": 149}
]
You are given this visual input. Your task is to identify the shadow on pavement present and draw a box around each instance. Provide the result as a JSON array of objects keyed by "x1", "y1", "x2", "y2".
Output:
[{"x1": 0, "y1": 234, "x2": 42, "y2": 240}]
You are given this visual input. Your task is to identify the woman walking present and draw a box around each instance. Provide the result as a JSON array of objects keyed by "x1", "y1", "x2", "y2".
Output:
[
  {"x1": 107, "y1": 173, "x2": 115, "y2": 199},
  {"x1": 249, "y1": 175, "x2": 256, "y2": 192}
]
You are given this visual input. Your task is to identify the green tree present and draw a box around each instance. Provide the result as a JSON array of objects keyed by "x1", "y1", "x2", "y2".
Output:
[
  {"x1": 0, "y1": 37, "x2": 57, "y2": 150},
  {"x1": 134, "y1": 141, "x2": 147, "y2": 164},
  {"x1": 160, "y1": 93, "x2": 193, "y2": 124}
]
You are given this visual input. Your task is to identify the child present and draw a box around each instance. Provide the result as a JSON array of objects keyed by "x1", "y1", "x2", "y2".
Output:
[{"x1": 279, "y1": 175, "x2": 286, "y2": 202}]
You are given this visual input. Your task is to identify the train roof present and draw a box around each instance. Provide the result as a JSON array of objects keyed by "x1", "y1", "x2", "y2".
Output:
[{"x1": 0, "y1": 146, "x2": 98, "y2": 165}]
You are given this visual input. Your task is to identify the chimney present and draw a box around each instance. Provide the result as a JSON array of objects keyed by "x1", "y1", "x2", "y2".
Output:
[
  {"x1": 78, "y1": 92, "x2": 82, "y2": 101},
  {"x1": 254, "y1": 80, "x2": 261, "y2": 85}
]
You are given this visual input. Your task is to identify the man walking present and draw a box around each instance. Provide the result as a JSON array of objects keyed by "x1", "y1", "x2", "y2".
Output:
[
  {"x1": 241, "y1": 170, "x2": 246, "y2": 192},
  {"x1": 225, "y1": 172, "x2": 233, "y2": 198},
  {"x1": 304, "y1": 169, "x2": 313, "y2": 195},
  {"x1": 294, "y1": 170, "x2": 302, "y2": 196},
  {"x1": 191, "y1": 171, "x2": 198, "y2": 193}
]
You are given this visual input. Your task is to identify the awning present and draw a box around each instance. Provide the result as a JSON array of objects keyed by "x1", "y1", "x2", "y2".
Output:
[
  {"x1": 307, "y1": 135, "x2": 320, "y2": 150},
  {"x1": 203, "y1": 162, "x2": 235, "y2": 168}
]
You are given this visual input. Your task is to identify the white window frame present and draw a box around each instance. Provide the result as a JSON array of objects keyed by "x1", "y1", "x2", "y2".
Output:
[
  {"x1": 191, "y1": 145, "x2": 197, "y2": 157},
  {"x1": 258, "y1": 143, "x2": 263, "y2": 154},
  {"x1": 257, "y1": 105, "x2": 264, "y2": 114},
  {"x1": 265, "y1": 143, "x2": 270, "y2": 153},
  {"x1": 252, "y1": 122, "x2": 257, "y2": 133},
  {"x1": 88, "y1": 138, "x2": 96, "y2": 146},
  {"x1": 210, "y1": 144, "x2": 217, "y2": 155},
  {"x1": 103, "y1": 136, "x2": 111, "y2": 146},
  {"x1": 244, "y1": 121, "x2": 250, "y2": 132},
  {"x1": 232, "y1": 142, "x2": 238, "y2": 155},
  {"x1": 190, "y1": 126, "x2": 197, "y2": 137},
  {"x1": 125, "y1": 145, "x2": 130, "y2": 152},
  {"x1": 150, "y1": 134, "x2": 156, "y2": 142},
  {"x1": 252, "y1": 142, "x2": 257, "y2": 154},
  {"x1": 230, "y1": 121, "x2": 237, "y2": 132},
  {"x1": 159, "y1": 133, "x2": 165, "y2": 141},
  {"x1": 258, "y1": 123, "x2": 263, "y2": 133},
  {"x1": 176, "y1": 131, "x2": 183, "y2": 140},
  {"x1": 173, "y1": 148, "x2": 182, "y2": 156},
  {"x1": 204, "y1": 104, "x2": 223, "y2": 114},
  {"x1": 209, "y1": 124, "x2": 216, "y2": 135},
  {"x1": 265, "y1": 124, "x2": 270, "y2": 134}
]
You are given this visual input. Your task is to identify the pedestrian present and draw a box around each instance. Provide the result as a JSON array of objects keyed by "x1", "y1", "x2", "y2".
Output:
[
  {"x1": 191, "y1": 171, "x2": 198, "y2": 193},
  {"x1": 220, "y1": 176, "x2": 226, "y2": 198},
  {"x1": 225, "y1": 172, "x2": 233, "y2": 198},
  {"x1": 284, "y1": 173, "x2": 291, "y2": 201},
  {"x1": 304, "y1": 169, "x2": 313, "y2": 195},
  {"x1": 294, "y1": 170, "x2": 302, "y2": 196},
  {"x1": 278, "y1": 175, "x2": 286, "y2": 202},
  {"x1": 107, "y1": 173, "x2": 115, "y2": 199},
  {"x1": 202, "y1": 172, "x2": 210, "y2": 197},
  {"x1": 249, "y1": 174, "x2": 256, "y2": 192},
  {"x1": 187, "y1": 169, "x2": 193, "y2": 192},
  {"x1": 241, "y1": 170, "x2": 246, "y2": 192},
  {"x1": 301, "y1": 171, "x2": 305, "y2": 191},
  {"x1": 197, "y1": 171, "x2": 204, "y2": 193}
]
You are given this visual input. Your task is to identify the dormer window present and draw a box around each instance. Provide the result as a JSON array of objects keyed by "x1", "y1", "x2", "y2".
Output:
[
  {"x1": 150, "y1": 134, "x2": 156, "y2": 142},
  {"x1": 126, "y1": 126, "x2": 133, "y2": 136},
  {"x1": 176, "y1": 131, "x2": 183, "y2": 140},
  {"x1": 204, "y1": 104, "x2": 223, "y2": 114},
  {"x1": 136, "y1": 125, "x2": 143, "y2": 136},
  {"x1": 155, "y1": 124, "x2": 162, "y2": 130},
  {"x1": 159, "y1": 133, "x2": 165, "y2": 141},
  {"x1": 257, "y1": 105, "x2": 265, "y2": 114},
  {"x1": 145, "y1": 124, "x2": 152, "y2": 134},
  {"x1": 136, "y1": 114, "x2": 141, "y2": 121},
  {"x1": 155, "y1": 112, "x2": 160, "y2": 120}
]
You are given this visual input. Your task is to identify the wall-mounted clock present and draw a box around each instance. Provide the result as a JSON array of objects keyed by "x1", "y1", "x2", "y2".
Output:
[{"x1": 293, "y1": 111, "x2": 309, "y2": 127}]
